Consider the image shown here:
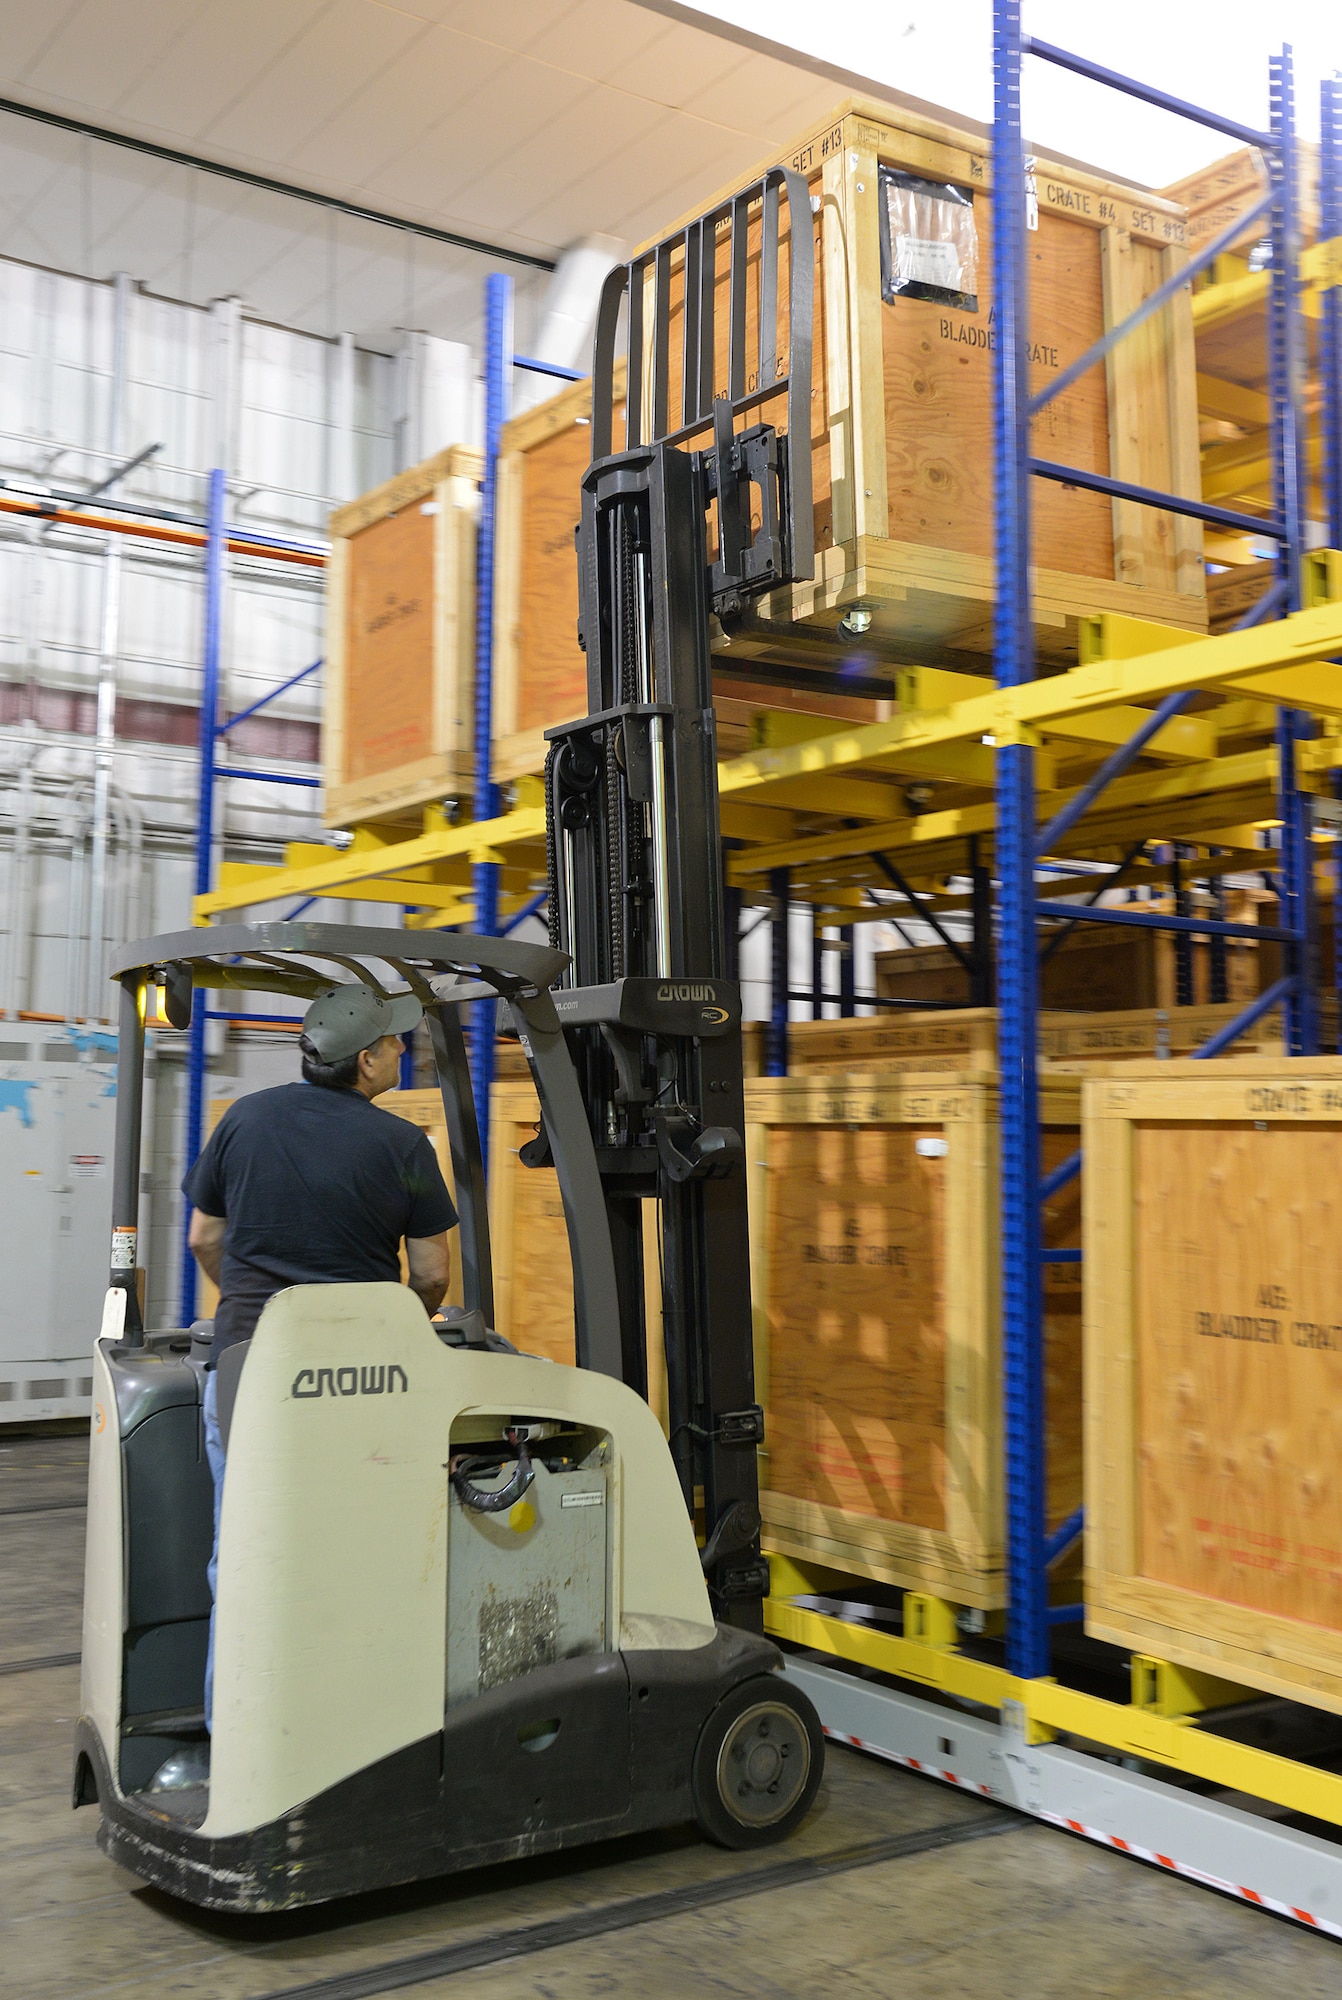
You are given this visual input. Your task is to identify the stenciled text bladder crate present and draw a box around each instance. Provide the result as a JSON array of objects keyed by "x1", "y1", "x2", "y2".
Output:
[
  {"x1": 747, "y1": 1069, "x2": 1082, "y2": 1608},
  {"x1": 1084, "y1": 1059, "x2": 1342, "y2": 1714}
]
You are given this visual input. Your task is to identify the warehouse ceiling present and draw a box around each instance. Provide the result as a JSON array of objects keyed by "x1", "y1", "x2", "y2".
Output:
[{"x1": 0, "y1": 0, "x2": 861, "y2": 346}]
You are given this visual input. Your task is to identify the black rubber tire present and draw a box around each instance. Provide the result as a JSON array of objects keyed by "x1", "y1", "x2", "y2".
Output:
[{"x1": 691, "y1": 1674, "x2": 825, "y2": 1849}]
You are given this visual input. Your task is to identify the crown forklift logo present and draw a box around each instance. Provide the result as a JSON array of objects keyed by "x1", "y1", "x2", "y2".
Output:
[
  {"x1": 656, "y1": 981, "x2": 729, "y2": 1025},
  {"x1": 292, "y1": 1365, "x2": 408, "y2": 1399}
]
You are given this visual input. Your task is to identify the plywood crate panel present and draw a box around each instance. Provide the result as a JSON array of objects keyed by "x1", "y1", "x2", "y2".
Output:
[
  {"x1": 383, "y1": 1082, "x2": 575, "y2": 1364},
  {"x1": 323, "y1": 445, "x2": 481, "y2": 828},
  {"x1": 761, "y1": 1003, "x2": 1284, "y2": 1077},
  {"x1": 1084, "y1": 1059, "x2": 1342, "y2": 1714},
  {"x1": 389, "y1": 1080, "x2": 668, "y2": 1418},
  {"x1": 747, "y1": 1070, "x2": 1081, "y2": 1607}
]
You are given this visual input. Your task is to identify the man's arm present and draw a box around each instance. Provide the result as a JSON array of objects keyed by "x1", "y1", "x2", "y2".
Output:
[
  {"x1": 405, "y1": 1231, "x2": 451, "y2": 1315},
  {"x1": 188, "y1": 1210, "x2": 226, "y2": 1287}
]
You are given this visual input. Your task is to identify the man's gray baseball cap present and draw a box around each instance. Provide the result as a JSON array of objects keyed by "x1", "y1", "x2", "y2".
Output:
[{"x1": 300, "y1": 984, "x2": 422, "y2": 1063}]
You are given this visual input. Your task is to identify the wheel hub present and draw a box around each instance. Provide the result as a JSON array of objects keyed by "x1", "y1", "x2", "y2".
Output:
[{"x1": 716, "y1": 1699, "x2": 812, "y2": 1828}]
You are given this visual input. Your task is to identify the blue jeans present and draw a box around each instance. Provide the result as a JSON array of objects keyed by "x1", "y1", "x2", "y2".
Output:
[{"x1": 202, "y1": 1369, "x2": 226, "y2": 1733}]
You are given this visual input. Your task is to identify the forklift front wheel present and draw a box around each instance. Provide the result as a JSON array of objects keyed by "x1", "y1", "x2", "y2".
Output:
[{"x1": 691, "y1": 1675, "x2": 824, "y2": 1849}]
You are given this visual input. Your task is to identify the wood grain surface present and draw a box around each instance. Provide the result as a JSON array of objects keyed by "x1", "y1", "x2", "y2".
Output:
[
  {"x1": 1134, "y1": 1118, "x2": 1342, "y2": 1628},
  {"x1": 342, "y1": 505, "x2": 436, "y2": 782},
  {"x1": 763, "y1": 1121, "x2": 949, "y2": 1533}
]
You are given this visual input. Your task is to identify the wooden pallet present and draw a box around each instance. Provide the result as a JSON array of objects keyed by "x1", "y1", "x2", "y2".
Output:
[
  {"x1": 1084, "y1": 1059, "x2": 1342, "y2": 1714},
  {"x1": 747, "y1": 1069, "x2": 1081, "y2": 1607},
  {"x1": 322, "y1": 445, "x2": 480, "y2": 828}
]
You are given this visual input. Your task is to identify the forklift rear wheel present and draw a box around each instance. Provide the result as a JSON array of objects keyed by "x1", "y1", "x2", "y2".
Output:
[{"x1": 691, "y1": 1675, "x2": 824, "y2": 1849}]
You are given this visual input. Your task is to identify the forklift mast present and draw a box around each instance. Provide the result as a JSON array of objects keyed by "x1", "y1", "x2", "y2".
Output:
[{"x1": 542, "y1": 169, "x2": 814, "y2": 1628}]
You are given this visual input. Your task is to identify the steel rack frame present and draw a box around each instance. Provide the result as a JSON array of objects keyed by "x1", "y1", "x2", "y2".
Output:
[{"x1": 754, "y1": 12, "x2": 1342, "y2": 1944}]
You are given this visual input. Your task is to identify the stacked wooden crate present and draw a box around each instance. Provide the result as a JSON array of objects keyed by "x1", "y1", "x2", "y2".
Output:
[
  {"x1": 876, "y1": 894, "x2": 1274, "y2": 1015},
  {"x1": 490, "y1": 95, "x2": 1204, "y2": 782},
  {"x1": 1083, "y1": 1059, "x2": 1342, "y2": 1713},
  {"x1": 749, "y1": 1002, "x2": 1285, "y2": 1078},
  {"x1": 1160, "y1": 144, "x2": 1317, "y2": 263},
  {"x1": 383, "y1": 1080, "x2": 575, "y2": 1365},
  {"x1": 385, "y1": 1076, "x2": 669, "y2": 1421},
  {"x1": 322, "y1": 446, "x2": 481, "y2": 828},
  {"x1": 1159, "y1": 144, "x2": 1321, "y2": 572},
  {"x1": 747, "y1": 1069, "x2": 1082, "y2": 1607}
]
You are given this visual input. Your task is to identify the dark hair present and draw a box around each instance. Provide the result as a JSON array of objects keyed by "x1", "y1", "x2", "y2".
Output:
[{"x1": 299, "y1": 1036, "x2": 362, "y2": 1091}]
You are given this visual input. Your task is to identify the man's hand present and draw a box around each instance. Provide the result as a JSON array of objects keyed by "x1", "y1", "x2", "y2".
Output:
[
  {"x1": 406, "y1": 1231, "x2": 451, "y2": 1315},
  {"x1": 188, "y1": 1210, "x2": 226, "y2": 1287}
]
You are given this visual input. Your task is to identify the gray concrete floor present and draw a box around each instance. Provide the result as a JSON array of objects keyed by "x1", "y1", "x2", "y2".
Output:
[{"x1": 4, "y1": 1431, "x2": 1342, "y2": 1999}]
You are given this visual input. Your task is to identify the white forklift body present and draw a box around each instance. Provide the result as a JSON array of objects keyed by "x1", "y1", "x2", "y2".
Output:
[{"x1": 74, "y1": 924, "x2": 819, "y2": 1910}]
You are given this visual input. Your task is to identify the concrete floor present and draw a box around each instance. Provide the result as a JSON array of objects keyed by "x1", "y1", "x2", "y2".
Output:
[{"x1": 4, "y1": 1432, "x2": 1342, "y2": 1999}]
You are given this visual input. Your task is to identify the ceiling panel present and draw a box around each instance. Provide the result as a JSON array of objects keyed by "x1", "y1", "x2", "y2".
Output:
[
  {"x1": 405, "y1": 0, "x2": 576, "y2": 48},
  {"x1": 0, "y1": 0, "x2": 883, "y2": 353},
  {"x1": 22, "y1": 0, "x2": 198, "y2": 113},
  {"x1": 523, "y1": 0, "x2": 674, "y2": 84},
  {"x1": 598, "y1": 29, "x2": 749, "y2": 111},
  {"x1": 0, "y1": 0, "x2": 849, "y2": 262},
  {"x1": 0, "y1": 0, "x2": 86, "y2": 80},
  {"x1": 108, "y1": 0, "x2": 332, "y2": 139},
  {"x1": 283, "y1": 32, "x2": 498, "y2": 186},
  {"x1": 202, "y1": 2, "x2": 432, "y2": 165}
]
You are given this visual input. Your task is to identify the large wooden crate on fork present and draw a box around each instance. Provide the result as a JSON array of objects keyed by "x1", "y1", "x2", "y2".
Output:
[
  {"x1": 491, "y1": 95, "x2": 1205, "y2": 780},
  {"x1": 1084, "y1": 1058, "x2": 1342, "y2": 1714},
  {"x1": 746, "y1": 1069, "x2": 1082, "y2": 1608}
]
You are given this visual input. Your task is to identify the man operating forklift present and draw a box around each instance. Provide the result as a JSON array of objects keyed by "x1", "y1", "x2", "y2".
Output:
[{"x1": 173, "y1": 982, "x2": 457, "y2": 1777}]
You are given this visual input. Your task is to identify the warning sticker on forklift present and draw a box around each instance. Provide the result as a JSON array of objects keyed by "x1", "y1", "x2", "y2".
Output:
[{"x1": 560, "y1": 1491, "x2": 605, "y2": 1508}]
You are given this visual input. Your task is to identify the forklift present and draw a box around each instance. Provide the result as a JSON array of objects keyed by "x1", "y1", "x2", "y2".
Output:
[{"x1": 74, "y1": 165, "x2": 824, "y2": 1912}]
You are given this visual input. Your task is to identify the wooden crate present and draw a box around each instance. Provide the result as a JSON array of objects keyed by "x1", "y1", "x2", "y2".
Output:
[
  {"x1": 1084, "y1": 1058, "x2": 1342, "y2": 1714},
  {"x1": 390, "y1": 1078, "x2": 668, "y2": 1419},
  {"x1": 323, "y1": 445, "x2": 481, "y2": 828},
  {"x1": 384, "y1": 1081, "x2": 574, "y2": 1364},
  {"x1": 641, "y1": 100, "x2": 1203, "y2": 654},
  {"x1": 758, "y1": 1003, "x2": 1284, "y2": 1076},
  {"x1": 1160, "y1": 145, "x2": 1318, "y2": 259},
  {"x1": 490, "y1": 99, "x2": 1204, "y2": 777},
  {"x1": 876, "y1": 912, "x2": 1264, "y2": 1013},
  {"x1": 490, "y1": 369, "x2": 889, "y2": 781},
  {"x1": 747, "y1": 1069, "x2": 1081, "y2": 1607},
  {"x1": 492, "y1": 373, "x2": 613, "y2": 785}
]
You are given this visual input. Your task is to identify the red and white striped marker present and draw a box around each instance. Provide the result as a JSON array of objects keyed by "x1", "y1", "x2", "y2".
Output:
[{"x1": 824, "y1": 1724, "x2": 1342, "y2": 1938}]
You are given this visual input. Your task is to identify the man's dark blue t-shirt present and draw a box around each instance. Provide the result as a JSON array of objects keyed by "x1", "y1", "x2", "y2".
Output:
[{"x1": 183, "y1": 1082, "x2": 456, "y2": 1358}]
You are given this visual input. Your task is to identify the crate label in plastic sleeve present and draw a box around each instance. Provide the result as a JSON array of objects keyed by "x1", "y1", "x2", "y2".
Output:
[{"x1": 894, "y1": 235, "x2": 962, "y2": 291}]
